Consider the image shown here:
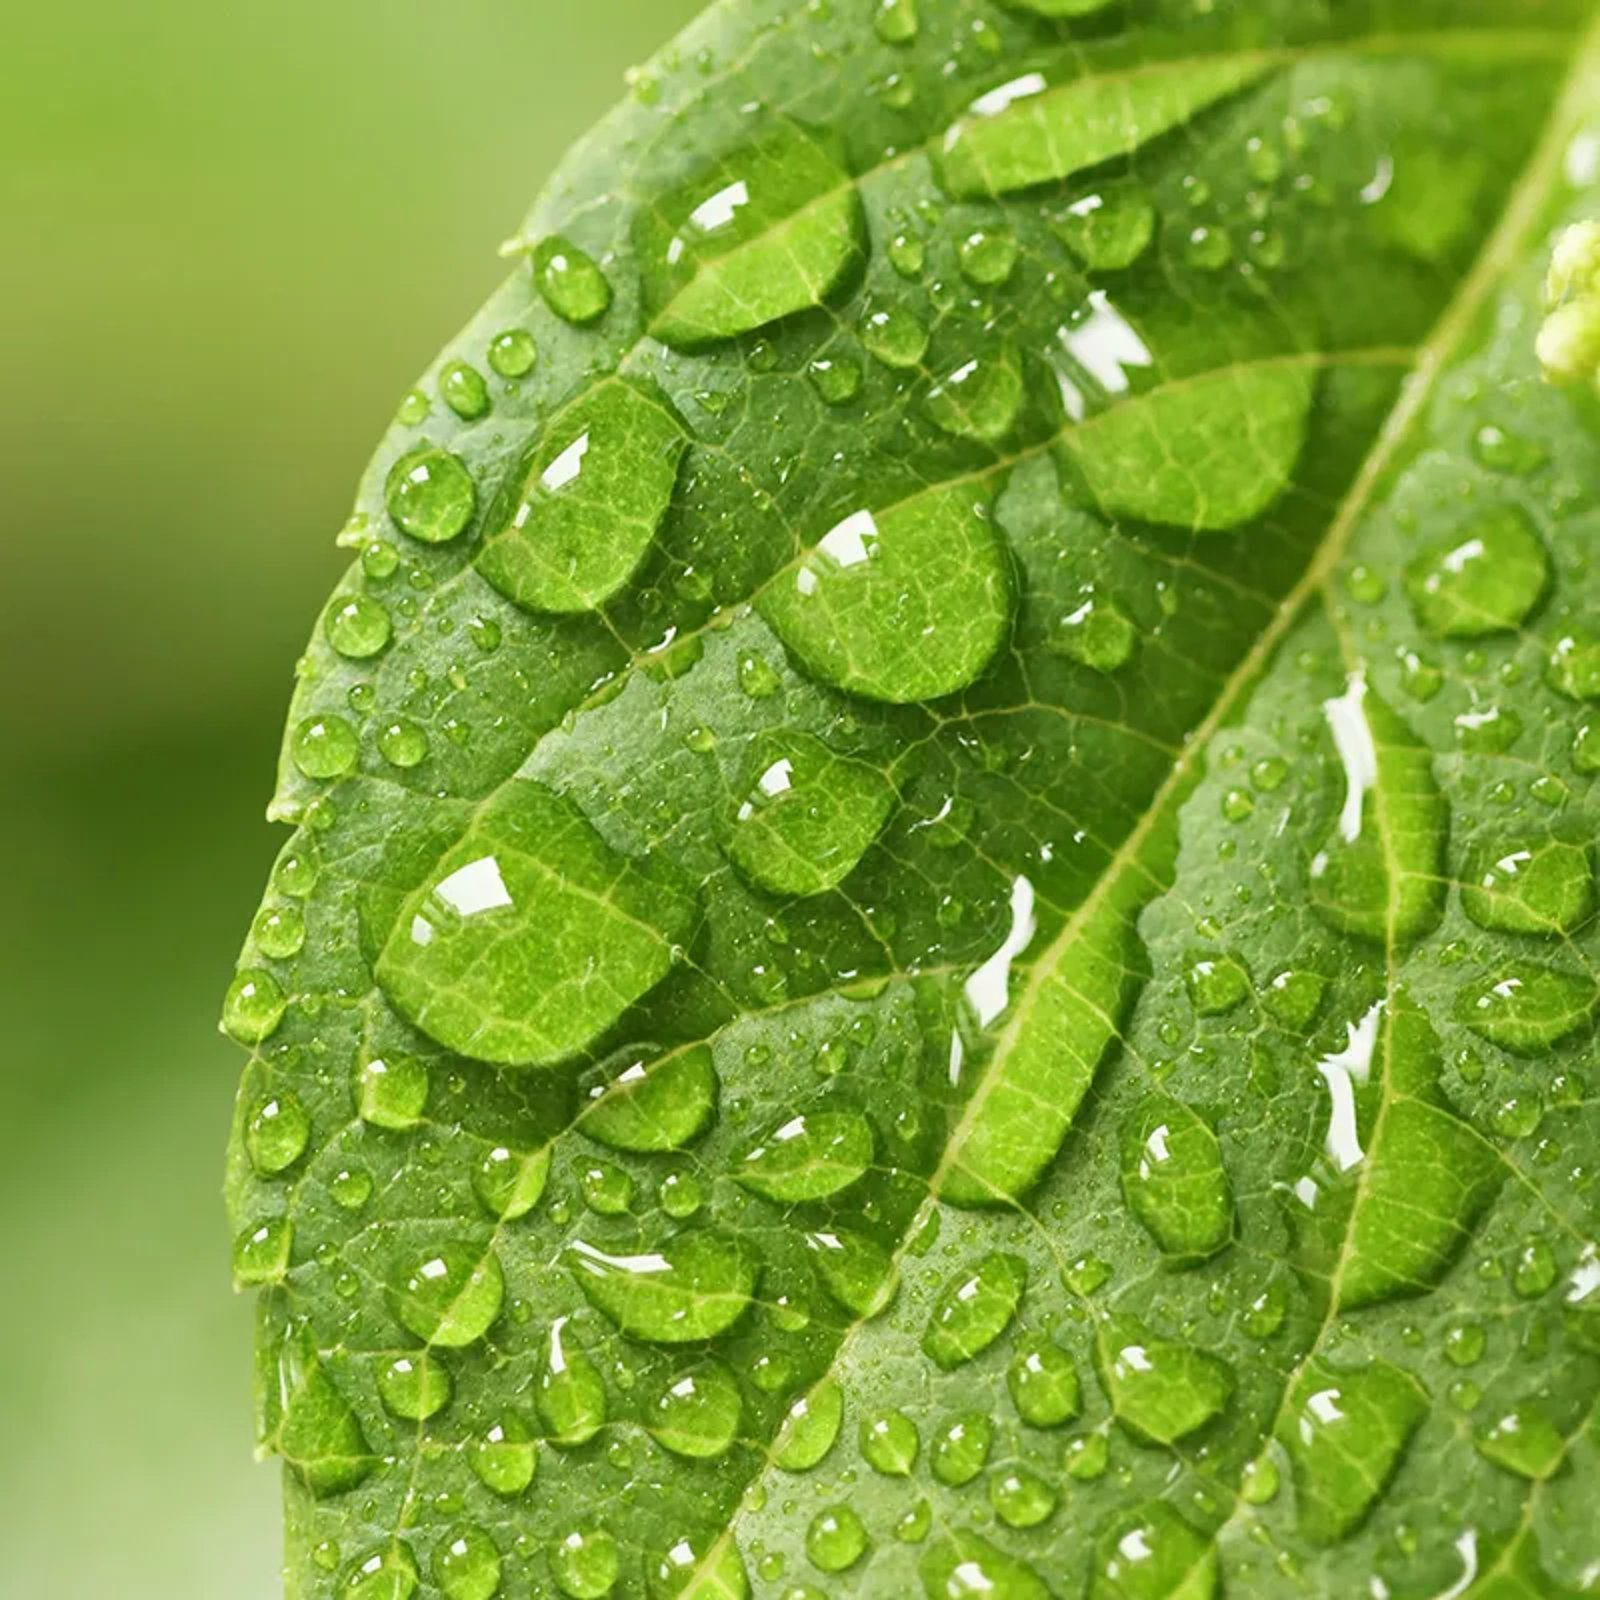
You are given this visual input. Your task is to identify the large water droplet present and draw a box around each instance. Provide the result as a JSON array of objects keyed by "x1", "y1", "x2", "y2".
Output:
[
  {"x1": 567, "y1": 1231, "x2": 758, "y2": 1342},
  {"x1": 736, "y1": 1108, "x2": 875, "y2": 1201},
  {"x1": 1051, "y1": 188, "x2": 1156, "y2": 272},
  {"x1": 432, "y1": 1526, "x2": 501, "y2": 1600},
  {"x1": 272, "y1": 1325, "x2": 377, "y2": 1496},
  {"x1": 378, "y1": 1353, "x2": 452, "y2": 1421},
  {"x1": 806, "y1": 1228, "x2": 898, "y2": 1317},
  {"x1": 346, "y1": 1545, "x2": 420, "y2": 1600},
  {"x1": 223, "y1": 969, "x2": 287, "y2": 1045},
  {"x1": 922, "y1": 1253, "x2": 1027, "y2": 1370},
  {"x1": 650, "y1": 1361, "x2": 742, "y2": 1459},
  {"x1": 1089, "y1": 1502, "x2": 1218, "y2": 1599},
  {"x1": 925, "y1": 350, "x2": 1025, "y2": 442},
  {"x1": 386, "y1": 1241, "x2": 504, "y2": 1347},
  {"x1": 532, "y1": 237, "x2": 612, "y2": 326},
  {"x1": 472, "y1": 1143, "x2": 550, "y2": 1220},
  {"x1": 477, "y1": 379, "x2": 687, "y2": 614},
  {"x1": 537, "y1": 1316, "x2": 609, "y2": 1447},
  {"x1": 551, "y1": 1527, "x2": 620, "y2": 1598},
  {"x1": 1119, "y1": 1096, "x2": 1234, "y2": 1262},
  {"x1": 385, "y1": 447, "x2": 476, "y2": 544},
  {"x1": 376, "y1": 782, "x2": 699, "y2": 1067},
  {"x1": 1456, "y1": 960, "x2": 1598, "y2": 1054},
  {"x1": 1403, "y1": 505, "x2": 1548, "y2": 637},
  {"x1": 806, "y1": 1506, "x2": 868, "y2": 1574},
  {"x1": 639, "y1": 124, "x2": 865, "y2": 348},
  {"x1": 1097, "y1": 1314, "x2": 1233, "y2": 1444},
  {"x1": 470, "y1": 1413, "x2": 537, "y2": 1496},
  {"x1": 1461, "y1": 834, "x2": 1593, "y2": 935},
  {"x1": 1007, "y1": 1340, "x2": 1081, "y2": 1428},
  {"x1": 759, "y1": 487, "x2": 1013, "y2": 703},
  {"x1": 325, "y1": 593, "x2": 393, "y2": 659},
  {"x1": 723, "y1": 731, "x2": 895, "y2": 897},
  {"x1": 582, "y1": 1043, "x2": 718, "y2": 1151},
  {"x1": 357, "y1": 1055, "x2": 430, "y2": 1130},
  {"x1": 246, "y1": 1091, "x2": 310, "y2": 1175}
]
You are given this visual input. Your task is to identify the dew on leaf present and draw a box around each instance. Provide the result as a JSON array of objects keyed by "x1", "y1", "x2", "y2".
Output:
[
  {"x1": 1546, "y1": 630, "x2": 1600, "y2": 701},
  {"x1": 1090, "y1": 1502, "x2": 1218, "y2": 1599},
  {"x1": 1512, "y1": 1237, "x2": 1559, "y2": 1298},
  {"x1": 860, "y1": 1407, "x2": 919, "y2": 1475},
  {"x1": 346, "y1": 1545, "x2": 420, "y2": 1600},
  {"x1": 487, "y1": 329, "x2": 536, "y2": 379},
  {"x1": 1051, "y1": 189, "x2": 1156, "y2": 272},
  {"x1": 273, "y1": 1325, "x2": 377, "y2": 1496},
  {"x1": 650, "y1": 1361, "x2": 743, "y2": 1459},
  {"x1": 921, "y1": 1530, "x2": 1052, "y2": 1600},
  {"x1": 476, "y1": 379, "x2": 687, "y2": 615},
  {"x1": 958, "y1": 226, "x2": 1019, "y2": 285},
  {"x1": 806, "y1": 1227, "x2": 898, "y2": 1316},
  {"x1": 724, "y1": 731, "x2": 896, "y2": 897},
  {"x1": 1119, "y1": 1095, "x2": 1235, "y2": 1261},
  {"x1": 439, "y1": 361, "x2": 490, "y2": 422},
  {"x1": 925, "y1": 349, "x2": 1025, "y2": 442},
  {"x1": 1261, "y1": 969, "x2": 1326, "y2": 1032},
  {"x1": 378, "y1": 718, "x2": 430, "y2": 769},
  {"x1": 873, "y1": 0, "x2": 919, "y2": 44},
  {"x1": 1403, "y1": 505, "x2": 1548, "y2": 637},
  {"x1": 772, "y1": 1376, "x2": 844, "y2": 1471},
  {"x1": 379, "y1": 1353, "x2": 452, "y2": 1421},
  {"x1": 1184, "y1": 951, "x2": 1250, "y2": 1016},
  {"x1": 567, "y1": 1231, "x2": 758, "y2": 1342},
  {"x1": 1063, "y1": 1431, "x2": 1110, "y2": 1481},
  {"x1": 581, "y1": 1161, "x2": 635, "y2": 1215},
  {"x1": 386, "y1": 1241, "x2": 503, "y2": 1347},
  {"x1": 431, "y1": 1525, "x2": 500, "y2": 1600},
  {"x1": 922, "y1": 1252, "x2": 1028, "y2": 1369},
  {"x1": 385, "y1": 447, "x2": 476, "y2": 544},
  {"x1": 1456, "y1": 960, "x2": 1597, "y2": 1054},
  {"x1": 808, "y1": 354, "x2": 863, "y2": 405},
  {"x1": 930, "y1": 1412, "x2": 993, "y2": 1485},
  {"x1": 1097, "y1": 1314, "x2": 1234, "y2": 1444},
  {"x1": 860, "y1": 301, "x2": 930, "y2": 369},
  {"x1": 470, "y1": 1414, "x2": 537, "y2": 1496},
  {"x1": 1472, "y1": 424, "x2": 1547, "y2": 475},
  {"x1": 551, "y1": 1527, "x2": 620, "y2": 1599},
  {"x1": 582, "y1": 1043, "x2": 719, "y2": 1152},
  {"x1": 247, "y1": 1092, "x2": 310, "y2": 1175},
  {"x1": 357, "y1": 1055, "x2": 430, "y2": 1130},
  {"x1": 1461, "y1": 835, "x2": 1593, "y2": 935},
  {"x1": 1048, "y1": 589, "x2": 1138, "y2": 671},
  {"x1": 233, "y1": 1216, "x2": 292, "y2": 1285},
  {"x1": 326, "y1": 593, "x2": 393, "y2": 659},
  {"x1": 806, "y1": 1506, "x2": 868, "y2": 1574},
  {"x1": 532, "y1": 237, "x2": 612, "y2": 326},
  {"x1": 472, "y1": 1143, "x2": 551, "y2": 1220},
  {"x1": 1008, "y1": 1340, "x2": 1081, "y2": 1428},
  {"x1": 1475, "y1": 1405, "x2": 1565, "y2": 1479},
  {"x1": 537, "y1": 1317, "x2": 608, "y2": 1447},
  {"x1": 736, "y1": 1108, "x2": 875, "y2": 1201},
  {"x1": 292, "y1": 715, "x2": 360, "y2": 780},
  {"x1": 639, "y1": 124, "x2": 865, "y2": 348},
  {"x1": 223, "y1": 969, "x2": 288, "y2": 1045},
  {"x1": 990, "y1": 1465, "x2": 1058, "y2": 1528}
]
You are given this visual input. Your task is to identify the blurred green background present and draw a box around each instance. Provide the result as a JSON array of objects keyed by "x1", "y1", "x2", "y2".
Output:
[{"x1": 0, "y1": 3, "x2": 700, "y2": 1592}]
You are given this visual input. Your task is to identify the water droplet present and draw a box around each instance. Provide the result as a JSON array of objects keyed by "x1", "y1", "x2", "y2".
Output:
[
  {"x1": 1049, "y1": 589, "x2": 1137, "y2": 671},
  {"x1": 1281, "y1": 1357, "x2": 1426, "y2": 1543},
  {"x1": 1475, "y1": 1404, "x2": 1565, "y2": 1479},
  {"x1": 472, "y1": 1143, "x2": 550, "y2": 1220},
  {"x1": 273, "y1": 1324, "x2": 377, "y2": 1495},
  {"x1": 887, "y1": 230, "x2": 926, "y2": 277},
  {"x1": 292, "y1": 714, "x2": 359, "y2": 780},
  {"x1": 1007, "y1": 1340, "x2": 1081, "y2": 1428},
  {"x1": 923, "y1": 1253, "x2": 1027, "y2": 1369},
  {"x1": 1455, "y1": 704, "x2": 1523, "y2": 753},
  {"x1": 736, "y1": 1108, "x2": 875, "y2": 1201},
  {"x1": 532, "y1": 237, "x2": 612, "y2": 325},
  {"x1": 1241, "y1": 1451, "x2": 1280, "y2": 1504},
  {"x1": 724, "y1": 732, "x2": 896, "y2": 897},
  {"x1": 253, "y1": 904, "x2": 306, "y2": 961},
  {"x1": 1184, "y1": 951, "x2": 1250, "y2": 1016},
  {"x1": 1091, "y1": 1502, "x2": 1218, "y2": 1599},
  {"x1": 1052, "y1": 189, "x2": 1156, "y2": 272},
  {"x1": 1457, "y1": 960, "x2": 1597, "y2": 1054},
  {"x1": 379, "y1": 1353, "x2": 452, "y2": 1421},
  {"x1": 378, "y1": 718, "x2": 430, "y2": 769},
  {"x1": 1261, "y1": 969, "x2": 1326, "y2": 1032},
  {"x1": 1404, "y1": 505, "x2": 1548, "y2": 637},
  {"x1": 1462, "y1": 835, "x2": 1594, "y2": 935},
  {"x1": 860, "y1": 1407, "x2": 919, "y2": 1475},
  {"x1": 551, "y1": 1527, "x2": 620, "y2": 1598},
  {"x1": 477, "y1": 379, "x2": 687, "y2": 614},
  {"x1": 1185, "y1": 224, "x2": 1234, "y2": 270},
  {"x1": 1471, "y1": 424, "x2": 1547, "y2": 475},
  {"x1": 860, "y1": 302, "x2": 929, "y2": 369},
  {"x1": 930, "y1": 1412, "x2": 992, "y2": 1486},
  {"x1": 357, "y1": 1056, "x2": 429, "y2": 1130},
  {"x1": 568, "y1": 1231, "x2": 758, "y2": 1342},
  {"x1": 1120, "y1": 1096, "x2": 1234, "y2": 1261},
  {"x1": 431, "y1": 1526, "x2": 500, "y2": 1600},
  {"x1": 873, "y1": 0, "x2": 919, "y2": 44},
  {"x1": 326, "y1": 593, "x2": 393, "y2": 659},
  {"x1": 806, "y1": 1507, "x2": 867, "y2": 1574},
  {"x1": 232, "y1": 1216, "x2": 291, "y2": 1285},
  {"x1": 346, "y1": 1544, "x2": 420, "y2": 1600},
  {"x1": 806, "y1": 1228, "x2": 898, "y2": 1317},
  {"x1": 772, "y1": 1377, "x2": 844, "y2": 1471},
  {"x1": 223, "y1": 969, "x2": 287, "y2": 1045},
  {"x1": 925, "y1": 349, "x2": 1025, "y2": 442},
  {"x1": 376, "y1": 782, "x2": 699, "y2": 1067},
  {"x1": 246, "y1": 1092, "x2": 310, "y2": 1175},
  {"x1": 386, "y1": 1241, "x2": 504, "y2": 1347},
  {"x1": 957, "y1": 226, "x2": 1018, "y2": 286},
  {"x1": 385, "y1": 447, "x2": 476, "y2": 544},
  {"x1": 1063, "y1": 1431, "x2": 1109, "y2": 1481},
  {"x1": 486, "y1": 329, "x2": 536, "y2": 379},
  {"x1": 331, "y1": 1166, "x2": 372, "y2": 1210},
  {"x1": 470, "y1": 1413, "x2": 537, "y2": 1496},
  {"x1": 759, "y1": 487, "x2": 1012, "y2": 703},
  {"x1": 1512, "y1": 1237, "x2": 1559, "y2": 1298},
  {"x1": 989, "y1": 1465, "x2": 1057, "y2": 1529},
  {"x1": 808, "y1": 353, "x2": 864, "y2": 406},
  {"x1": 537, "y1": 1317, "x2": 608, "y2": 1446},
  {"x1": 650, "y1": 1360, "x2": 742, "y2": 1459},
  {"x1": 582, "y1": 1043, "x2": 718, "y2": 1151},
  {"x1": 580, "y1": 1161, "x2": 635, "y2": 1215},
  {"x1": 1098, "y1": 1314, "x2": 1234, "y2": 1444}
]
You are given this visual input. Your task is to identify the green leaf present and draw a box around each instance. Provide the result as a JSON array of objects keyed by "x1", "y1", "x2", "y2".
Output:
[{"x1": 224, "y1": 2, "x2": 1600, "y2": 1596}]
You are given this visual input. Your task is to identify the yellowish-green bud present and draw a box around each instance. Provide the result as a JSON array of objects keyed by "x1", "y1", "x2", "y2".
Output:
[
  {"x1": 1547, "y1": 219, "x2": 1600, "y2": 307},
  {"x1": 1537, "y1": 298, "x2": 1600, "y2": 389}
]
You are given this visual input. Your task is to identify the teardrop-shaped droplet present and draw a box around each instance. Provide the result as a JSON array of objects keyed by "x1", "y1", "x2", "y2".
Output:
[
  {"x1": 476, "y1": 379, "x2": 687, "y2": 615},
  {"x1": 471, "y1": 1143, "x2": 551, "y2": 1220},
  {"x1": 1279, "y1": 1358, "x2": 1427, "y2": 1544},
  {"x1": 1474, "y1": 1404, "x2": 1566, "y2": 1481},
  {"x1": 806, "y1": 1228, "x2": 898, "y2": 1317},
  {"x1": 922, "y1": 1253, "x2": 1027, "y2": 1370},
  {"x1": 357, "y1": 1055, "x2": 429, "y2": 1130},
  {"x1": 1119, "y1": 1096, "x2": 1234, "y2": 1262},
  {"x1": 1403, "y1": 505, "x2": 1547, "y2": 637},
  {"x1": 537, "y1": 1316, "x2": 608, "y2": 1447},
  {"x1": 233, "y1": 1217, "x2": 292, "y2": 1286},
  {"x1": 1089, "y1": 1501, "x2": 1218, "y2": 1599},
  {"x1": 649, "y1": 1361, "x2": 742, "y2": 1460},
  {"x1": 532, "y1": 237, "x2": 612, "y2": 326},
  {"x1": 470, "y1": 1413, "x2": 538, "y2": 1496},
  {"x1": 1456, "y1": 960, "x2": 1597, "y2": 1054},
  {"x1": 723, "y1": 731, "x2": 896, "y2": 897},
  {"x1": 647, "y1": 1531, "x2": 751, "y2": 1599},
  {"x1": 1007, "y1": 1340, "x2": 1082, "y2": 1428},
  {"x1": 385, "y1": 1241, "x2": 504, "y2": 1347},
  {"x1": 246, "y1": 1091, "x2": 311, "y2": 1175},
  {"x1": 1461, "y1": 835, "x2": 1593, "y2": 935},
  {"x1": 925, "y1": 350, "x2": 1025, "y2": 442},
  {"x1": 736, "y1": 1108, "x2": 875, "y2": 1202},
  {"x1": 638, "y1": 123, "x2": 866, "y2": 349},
  {"x1": 759, "y1": 487, "x2": 1013, "y2": 703},
  {"x1": 378, "y1": 1353, "x2": 452, "y2": 1421},
  {"x1": 567, "y1": 1231, "x2": 758, "y2": 1342},
  {"x1": 376, "y1": 782, "x2": 699, "y2": 1067},
  {"x1": 922, "y1": 1529, "x2": 1052, "y2": 1599},
  {"x1": 859, "y1": 1408, "x2": 919, "y2": 1476},
  {"x1": 272, "y1": 1326, "x2": 377, "y2": 1496},
  {"x1": 1097, "y1": 1314, "x2": 1233, "y2": 1445},
  {"x1": 582, "y1": 1043, "x2": 719, "y2": 1151},
  {"x1": 772, "y1": 1377, "x2": 844, "y2": 1471},
  {"x1": 431, "y1": 1525, "x2": 501, "y2": 1600}
]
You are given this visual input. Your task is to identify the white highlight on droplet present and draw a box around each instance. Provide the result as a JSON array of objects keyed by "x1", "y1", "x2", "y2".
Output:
[
  {"x1": 964, "y1": 875, "x2": 1037, "y2": 1028},
  {"x1": 1315, "y1": 1001, "x2": 1384, "y2": 1172}
]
